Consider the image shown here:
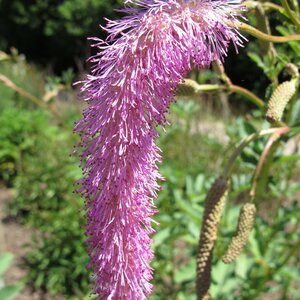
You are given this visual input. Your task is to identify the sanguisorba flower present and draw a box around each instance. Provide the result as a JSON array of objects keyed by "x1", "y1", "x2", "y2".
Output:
[{"x1": 75, "y1": 0, "x2": 245, "y2": 299}]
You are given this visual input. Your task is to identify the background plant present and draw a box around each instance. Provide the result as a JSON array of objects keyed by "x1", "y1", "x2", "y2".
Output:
[
  {"x1": 0, "y1": 253, "x2": 23, "y2": 300},
  {"x1": 0, "y1": 0, "x2": 124, "y2": 72}
]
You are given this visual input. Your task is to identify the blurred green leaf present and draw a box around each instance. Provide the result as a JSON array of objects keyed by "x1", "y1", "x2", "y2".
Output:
[
  {"x1": 174, "y1": 259, "x2": 196, "y2": 284},
  {"x1": 0, "y1": 283, "x2": 23, "y2": 300},
  {"x1": 0, "y1": 253, "x2": 13, "y2": 278}
]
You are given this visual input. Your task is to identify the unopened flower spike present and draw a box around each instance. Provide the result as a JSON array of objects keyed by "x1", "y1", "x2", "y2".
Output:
[
  {"x1": 196, "y1": 176, "x2": 229, "y2": 299},
  {"x1": 222, "y1": 203, "x2": 256, "y2": 264},
  {"x1": 266, "y1": 79, "x2": 297, "y2": 123},
  {"x1": 74, "y1": 1, "x2": 245, "y2": 299}
]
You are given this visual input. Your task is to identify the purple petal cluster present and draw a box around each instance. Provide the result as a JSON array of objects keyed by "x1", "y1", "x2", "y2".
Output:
[{"x1": 75, "y1": 0, "x2": 244, "y2": 299}]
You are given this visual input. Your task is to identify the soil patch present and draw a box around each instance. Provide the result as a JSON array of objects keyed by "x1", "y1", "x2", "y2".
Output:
[{"x1": 0, "y1": 188, "x2": 60, "y2": 300}]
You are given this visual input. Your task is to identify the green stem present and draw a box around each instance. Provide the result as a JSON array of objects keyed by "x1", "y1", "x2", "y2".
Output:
[
  {"x1": 229, "y1": 84, "x2": 265, "y2": 109},
  {"x1": 262, "y1": 2, "x2": 285, "y2": 13},
  {"x1": 235, "y1": 22, "x2": 300, "y2": 43},
  {"x1": 212, "y1": 61, "x2": 265, "y2": 109},
  {"x1": 179, "y1": 78, "x2": 265, "y2": 109},
  {"x1": 255, "y1": 3, "x2": 274, "y2": 56},
  {"x1": 291, "y1": 0, "x2": 299, "y2": 13},
  {"x1": 180, "y1": 79, "x2": 223, "y2": 93},
  {"x1": 280, "y1": 0, "x2": 300, "y2": 30},
  {"x1": 222, "y1": 128, "x2": 288, "y2": 178},
  {"x1": 245, "y1": 1, "x2": 296, "y2": 16},
  {"x1": 244, "y1": 1, "x2": 281, "y2": 12},
  {"x1": 249, "y1": 127, "x2": 289, "y2": 199}
]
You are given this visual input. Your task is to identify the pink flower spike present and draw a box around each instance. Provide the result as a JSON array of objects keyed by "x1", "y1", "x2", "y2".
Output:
[{"x1": 75, "y1": 1, "x2": 245, "y2": 299}]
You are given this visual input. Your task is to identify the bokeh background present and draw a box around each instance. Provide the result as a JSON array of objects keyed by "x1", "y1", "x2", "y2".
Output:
[{"x1": 1, "y1": 1, "x2": 300, "y2": 299}]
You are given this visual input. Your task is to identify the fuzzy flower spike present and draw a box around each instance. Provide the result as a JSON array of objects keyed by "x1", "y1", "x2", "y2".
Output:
[{"x1": 75, "y1": 0, "x2": 245, "y2": 299}]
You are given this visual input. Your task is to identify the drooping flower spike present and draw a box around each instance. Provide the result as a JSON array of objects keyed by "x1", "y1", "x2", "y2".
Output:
[{"x1": 75, "y1": 0, "x2": 245, "y2": 299}]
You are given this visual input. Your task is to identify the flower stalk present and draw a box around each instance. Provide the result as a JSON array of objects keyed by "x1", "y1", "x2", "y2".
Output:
[
  {"x1": 249, "y1": 127, "x2": 289, "y2": 199},
  {"x1": 178, "y1": 78, "x2": 265, "y2": 110},
  {"x1": 228, "y1": 84, "x2": 265, "y2": 109},
  {"x1": 222, "y1": 127, "x2": 289, "y2": 178},
  {"x1": 235, "y1": 22, "x2": 300, "y2": 42},
  {"x1": 244, "y1": 1, "x2": 285, "y2": 14},
  {"x1": 280, "y1": 0, "x2": 300, "y2": 30}
]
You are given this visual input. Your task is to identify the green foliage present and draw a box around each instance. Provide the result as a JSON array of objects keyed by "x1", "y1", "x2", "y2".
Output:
[
  {"x1": 25, "y1": 207, "x2": 89, "y2": 297},
  {"x1": 152, "y1": 172, "x2": 212, "y2": 299},
  {"x1": 0, "y1": 108, "x2": 52, "y2": 186},
  {"x1": 0, "y1": 54, "x2": 45, "y2": 111},
  {"x1": 0, "y1": 105, "x2": 89, "y2": 297},
  {"x1": 152, "y1": 110, "x2": 300, "y2": 299},
  {"x1": 210, "y1": 200, "x2": 300, "y2": 299},
  {"x1": 7, "y1": 123, "x2": 79, "y2": 224},
  {"x1": 5, "y1": 0, "x2": 120, "y2": 37},
  {"x1": 0, "y1": 253, "x2": 24, "y2": 300},
  {"x1": 2, "y1": 83, "x2": 299, "y2": 298},
  {"x1": 0, "y1": 54, "x2": 90, "y2": 296},
  {"x1": 158, "y1": 99, "x2": 224, "y2": 178},
  {"x1": 0, "y1": 0, "x2": 122, "y2": 71}
]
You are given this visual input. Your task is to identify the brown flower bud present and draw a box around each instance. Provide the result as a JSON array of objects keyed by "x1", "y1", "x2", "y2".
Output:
[
  {"x1": 197, "y1": 177, "x2": 228, "y2": 299},
  {"x1": 222, "y1": 203, "x2": 256, "y2": 264}
]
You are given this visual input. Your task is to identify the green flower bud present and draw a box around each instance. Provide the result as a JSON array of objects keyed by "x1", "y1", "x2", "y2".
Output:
[
  {"x1": 286, "y1": 63, "x2": 299, "y2": 78},
  {"x1": 266, "y1": 79, "x2": 297, "y2": 123}
]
